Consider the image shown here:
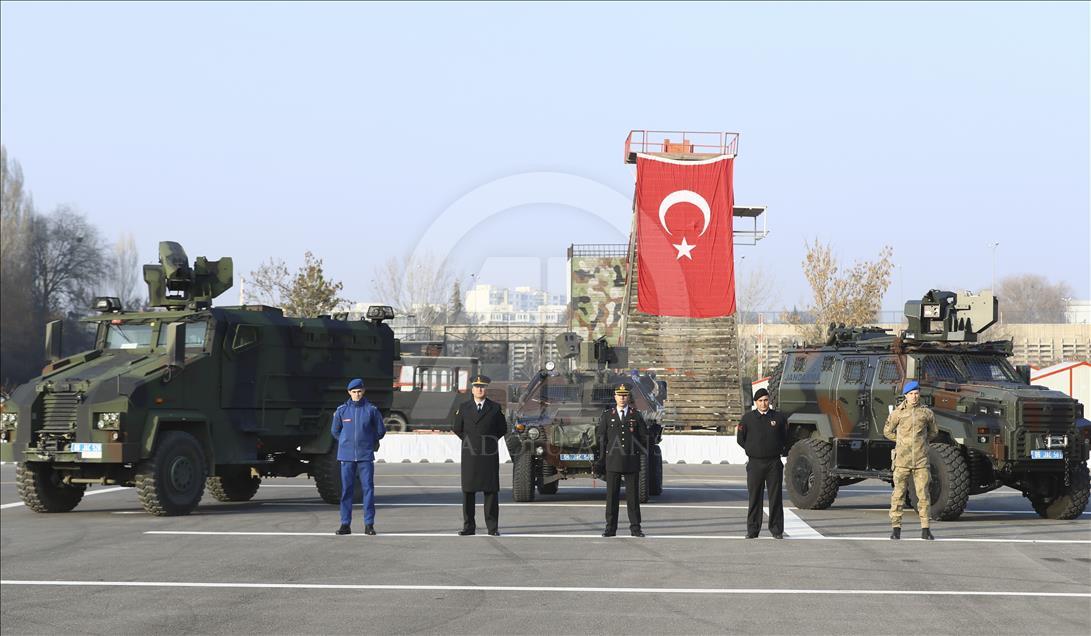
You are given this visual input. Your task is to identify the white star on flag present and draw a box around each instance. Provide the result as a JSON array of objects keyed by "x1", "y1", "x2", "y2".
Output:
[{"x1": 673, "y1": 236, "x2": 696, "y2": 260}]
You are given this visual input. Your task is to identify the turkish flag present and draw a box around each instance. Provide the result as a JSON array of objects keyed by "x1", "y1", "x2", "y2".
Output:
[{"x1": 635, "y1": 154, "x2": 735, "y2": 317}]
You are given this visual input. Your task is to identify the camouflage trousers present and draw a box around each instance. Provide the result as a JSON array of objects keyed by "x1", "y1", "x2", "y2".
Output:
[{"x1": 889, "y1": 466, "x2": 931, "y2": 528}]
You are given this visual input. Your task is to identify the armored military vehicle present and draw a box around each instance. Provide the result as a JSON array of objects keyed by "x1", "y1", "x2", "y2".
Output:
[
  {"x1": 0, "y1": 242, "x2": 397, "y2": 516},
  {"x1": 388, "y1": 355, "x2": 479, "y2": 431},
  {"x1": 506, "y1": 333, "x2": 665, "y2": 502},
  {"x1": 768, "y1": 290, "x2": 1089, "y2": 520}
]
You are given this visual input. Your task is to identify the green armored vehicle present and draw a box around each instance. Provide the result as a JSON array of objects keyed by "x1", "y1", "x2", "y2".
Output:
[
  {"x1": 0, "y1": 242, "x2": 397, "y2": 516},
  {"x1": 506, "y1": 333, "x2": 665, "y2": 502},
  {"x1": 769, "y1": 290, "x2": 1089, "y2": 521}
]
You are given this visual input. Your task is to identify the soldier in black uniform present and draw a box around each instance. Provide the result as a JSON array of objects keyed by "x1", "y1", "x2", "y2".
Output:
[
  {"x1": 737, "y1": 387, "x2": 788, "y2": 538},
  {"x1": 451, "y1": 375, "x2": 508, "y2": 536},
  {"x1": 596, "y1": 383, "x2": 649, "y2": 537}
]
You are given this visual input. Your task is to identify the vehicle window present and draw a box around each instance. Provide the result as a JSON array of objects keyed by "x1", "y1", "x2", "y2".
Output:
[
  {"x1": 963, "y1": 356, "x2": 1017, "y2": 382},
  {"x1": 539, "y1": 385, "x2": 580, "y2": 402},
  {"x1": 105, "y1": 323, "x2": 155, "y2": 350},
  {"x1": 416, "y1": 367, "x2": 452, "y2": 392},
  {"x1": 155, "y1": 320, "x2": 209, "y2": 351},
  {"x1": 232, "y1": 324, "x2": 259, "y2": 351},
  {"x1": 921, "y1": 355, "x2": 966, "y2": 383},
  {"x1": 842, "y1": 360, "x2": 865, "y2": 384},
  {"x1": 591, "y1": 385, "x2": 615, "y2": 405},
  {"x1": 878, "y1": 360, "x2": 901, "y2": 383},
  {"x1": 457, "y1": 369, "x2": 469, "y2": 392}
]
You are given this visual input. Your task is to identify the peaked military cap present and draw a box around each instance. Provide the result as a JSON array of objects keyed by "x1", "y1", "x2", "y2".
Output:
[
  {"x1": 471, "y1": 375, "x2": 492, "y2": 386},
  {"x1": 614, "y1": 383, "x2": 631, "y2": 395}
]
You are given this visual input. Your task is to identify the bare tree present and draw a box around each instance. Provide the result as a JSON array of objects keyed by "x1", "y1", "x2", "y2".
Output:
[
  {"x1": 794, "y1": 239, "x2": 895, "y2": 344},
  {"x1": 995, "y1": 274, "x2": 1072, "y2": 323},
  {"x1": 248, "y1": 251, "x2": 345, "y2": 318},
  {"x1": 28, "y1": 205, "x2": 110, "y2": 318},
  {"x1": 372, "y1": 252, "x2": 458, "y2": 325},
  {"x1": 1, "y1": 146, "x2": 38, "y2": 387},
  {"x1": 110, "y1": 233, "x2": 144, "y2": 310},
  {"x1": 735, "y1": 267, "x2": 780, "y2": 378}
]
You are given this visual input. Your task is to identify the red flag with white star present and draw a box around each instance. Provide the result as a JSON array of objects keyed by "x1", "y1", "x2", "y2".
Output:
[{"x1": 635, "y1": 154, "x2": 735, "y2": 317}]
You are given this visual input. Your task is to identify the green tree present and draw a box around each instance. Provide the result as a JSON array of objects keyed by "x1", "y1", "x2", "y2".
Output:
[
  {"x1": 794, "y1": 239, "x2": 895, "y2": 344},
  {"x1": 248, "y1": 251, "x2": 345, "y2": 318}
]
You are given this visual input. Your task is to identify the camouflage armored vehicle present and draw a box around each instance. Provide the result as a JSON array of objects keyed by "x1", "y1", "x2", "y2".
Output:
[
  {"x1": 768, "y1": 290, "x2": 1089, "y2": 520},
  {"x1": 506, "y1": 333, "x2": 665, "y2": 502},
  {"x1": 0, "y1": 242, "x2": 398, "y2": 516}
]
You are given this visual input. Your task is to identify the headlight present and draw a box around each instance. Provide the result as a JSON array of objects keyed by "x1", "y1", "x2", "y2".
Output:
[
  {"x1": 545, "y1": 361, "x2": 556, "y2": 372},
  {"x1": 527, "y1": 427, "x2": 541, "y2": 440},
  {"x1": 1, "y1": 412, "x2": 17, "y2": 426},
  {"x1": 96, "y1": 412, "x2": 122, "y2": 430}
]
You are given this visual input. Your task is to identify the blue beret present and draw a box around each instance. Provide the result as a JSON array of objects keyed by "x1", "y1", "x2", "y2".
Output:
[
  {"x1": 347, "y1": 378, "x2": 364, "y2": 390},
  {"x1": 902, "y1": 380, "x2": 920, "y2": 394}
]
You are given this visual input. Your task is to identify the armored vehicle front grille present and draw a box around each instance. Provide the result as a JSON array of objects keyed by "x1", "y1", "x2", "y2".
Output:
[
  {"x1": 1021, "y1": 400, "x2": 1075, "y2": 431},
  {"x1": 41, "y1": 392, "x2": 79, "y2": 431}
]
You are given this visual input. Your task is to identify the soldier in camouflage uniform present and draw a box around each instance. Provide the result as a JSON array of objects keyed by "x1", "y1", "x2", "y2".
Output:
[{"x1": 884, "y1": 380, "x2": 939, "y2": 540}]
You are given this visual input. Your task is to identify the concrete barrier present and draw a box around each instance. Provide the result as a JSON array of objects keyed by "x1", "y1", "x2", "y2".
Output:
[{"x1": 374, "y1": 433, "x2": 747, "y2": 465}]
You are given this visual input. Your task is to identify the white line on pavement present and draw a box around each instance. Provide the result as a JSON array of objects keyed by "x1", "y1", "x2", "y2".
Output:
[
  {"x1": 3, "y1": 579, "x2": 1087, "y2": 598},
  {"x1": 781, "y1": 507, "x2": 823, "y2": 538},
  {"x1": 142, "y1": 530, "x2": 1090, "y2": 544},
  {"x1": 0, "y1": 487, "x2": 130, "y2": 510}
]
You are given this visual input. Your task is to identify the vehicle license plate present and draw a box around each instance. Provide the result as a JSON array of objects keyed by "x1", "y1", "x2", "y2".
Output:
[
  {"x1": 1030, "y1": 449, "x2": 1062, "y2": 460},
  {"x1": 71, "y1": 443, "x2": 102, "y2": 459},
  {"x1": 560, "y1": 453, "x2": 593, "y2": 462}
]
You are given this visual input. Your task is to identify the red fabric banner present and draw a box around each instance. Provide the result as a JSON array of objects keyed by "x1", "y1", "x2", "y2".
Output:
[{"x1": 635, "y1": 154, "x2": 735, "y2": 318}]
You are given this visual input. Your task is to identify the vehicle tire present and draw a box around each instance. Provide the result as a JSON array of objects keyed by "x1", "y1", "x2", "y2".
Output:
[
  {"x1": 785, "y1": 438, "x2": 839, "y2": 509},
  {"x1": 512, "y1": 451, "x2": 535, "y2": 502},
  {"x1": 135, "y1": 430, "x2": 207, "y2": 516},
  {"x1": 311, "y1": 447, "x2": 362, "y2": 505},
  {"x1": 838, "y1": 477, "x2": 865, "y2": 486},
  {"x1": 1029, "y1": 463, "x2": 1090, "y2": 520},
  {"x1": 206, "y1": 466, "x2": 261, "y2": 502},
  {"x1": 385, "y1": 412, "x2": 409, "y2": 433},
  {"x1": 649, "y1": 445, "x2": 663, "y2": 496},
  {"x1": 539, "y1": 461, "x2": 559, "y2": 495},
  {"x1": 638, "y1": 452, "x2": 650, "y2": 504},
  {"x1": 16, "y1": 462, "x2": 85, "y2": 513},
  {"x1": 908, "y1": 443, "x2": 970, "y2": 521}
]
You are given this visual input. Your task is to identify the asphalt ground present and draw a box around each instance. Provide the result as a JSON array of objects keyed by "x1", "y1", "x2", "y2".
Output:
[{"x1": 2, "y1": 462, "x2": 1089, "y2": 635}]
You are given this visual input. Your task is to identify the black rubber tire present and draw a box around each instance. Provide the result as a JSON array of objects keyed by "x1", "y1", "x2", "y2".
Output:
[
  {"x1": 512, "y1": 451, "x2": 535, "y2": 502},
  {"x1": 206, "y1": 466, "x2": 261, "y2": 502},
  {"x1": 539, "y1": 461, "x2": 559, "y2": 495},
  {"x1": 785, "y1": 438, "x2": 839, "y2": 509},
  {"x1": 638, "y1": 452, "x2": 650, "y2": 504},
  {"x1": 311, "y1": 447, "x2": 362, "y2": 505},
  {"x1": 649, "y1": 445, "x2": 663, "y2": 496},
  {"x1": 908, "y1": 443, "x2": 970, "y2": 521},
  {"x1": 15, "y1": 462, "x2": 85, "y2": 513},
  {"x1": 385, "y1": 412, "x2": 409, "y2": 433},
  {"x1": 135, "y1": 430, "x2": 207, "y2": 516},
  {"x1": 1030, "y1": 463, "x2": 1090, "y2": 520}
]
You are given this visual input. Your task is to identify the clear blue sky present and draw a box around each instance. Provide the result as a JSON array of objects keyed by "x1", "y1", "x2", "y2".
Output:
[{"x1": 2, "y1": 2, "x2": 1087, "y2": 311}]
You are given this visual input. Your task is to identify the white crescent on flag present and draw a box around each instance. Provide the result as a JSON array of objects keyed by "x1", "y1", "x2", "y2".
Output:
[{"x1": 658, "y1": 190, "x2": 712, "y2": 237}]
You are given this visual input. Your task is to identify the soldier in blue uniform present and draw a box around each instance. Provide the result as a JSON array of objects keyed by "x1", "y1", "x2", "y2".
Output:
[
  {"x1": 331, "y1": 378, "x2": 386, "y2": 535},
  {"x1": 596, "y1": 384, "x2": 649, "y2": 537}
]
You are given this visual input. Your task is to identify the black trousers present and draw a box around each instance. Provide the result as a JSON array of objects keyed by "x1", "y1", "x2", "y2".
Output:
[
  {"x1": 746, "y1": 457, "x2": 784, "y2": 535},
  {"x1": 604, "y1": 471, "x2": 641, "y2": 532},
  {"x1": 462, "y1": 491, "x2": 499, "y2": 533}
]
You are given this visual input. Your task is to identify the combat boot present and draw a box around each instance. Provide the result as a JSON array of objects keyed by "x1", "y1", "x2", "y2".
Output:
[
  {"x1": 890, "y1": 527, "x2": 901, "y2": 540},
  {"x1": 364, "y1": 524, "x2": 376, "y2": 535},
  {"x1": 336, "y1": 524, "x2": 351, "y2": 535},
  {"x1": 921, "y1": 528, "x2": 934, "y2": 541}
]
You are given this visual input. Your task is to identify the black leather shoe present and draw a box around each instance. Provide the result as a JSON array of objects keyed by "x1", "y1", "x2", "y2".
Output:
[
  {"x1": 745, "y1": 533, "x2": 759, "y2": 539},
  {"x1": 336, "y1": 525, "x2": 351, "y2": 535},
  {"x1": 488, "y1": 530, "x2": 500, "y2": 537},
  {"x1": 772, "y1": 533, "x2": 784, "y2": 539},
  {"x1": 458, "y1": 529, "x2": 475, "y2": 536},
  {"x1": 630, "y1": 529, "x2": 645, "y2": 538},
  {"x1": 890, "y1": 527, "x2": 901, "y2": 540},
  {"x1": 921, "y1": 528, "x2": 935, "y2": 541},
  {"x1": 601, "y1": 530, "x2": 616, "y2": 537},
  {"x1": 364, "y1": 524, "x2": 376, "y2": 536}
]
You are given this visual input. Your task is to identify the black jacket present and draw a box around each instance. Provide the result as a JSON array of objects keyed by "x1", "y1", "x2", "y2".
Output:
[
  {"x1": 452, "y1": 398, "x2": 508, "y2": 492},
  {"x1": 596, "y1": 407, "x2": 649, "y2": 474},
  {"x1": 737, "y1": 408, "x2": 787, "y2": 459}
]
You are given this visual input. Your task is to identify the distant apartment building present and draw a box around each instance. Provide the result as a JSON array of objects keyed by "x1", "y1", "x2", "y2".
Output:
[{"x1": 464, "y1": 284, "x2": 567, "y2": 324}]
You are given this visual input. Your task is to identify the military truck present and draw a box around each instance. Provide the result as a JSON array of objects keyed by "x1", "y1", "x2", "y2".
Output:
[
  {"x1": 768, "y1": 290, "x2": 1089, "y2": 521},
  {"x1": 388, "y1": 355, "x2": 479, "y2": 431},
  {"x1": 0, "y1": 242, "x2": 398, "y2": 516},
  {"x1": 505, "y1": 333, "x2": 665, "y2": 502}
]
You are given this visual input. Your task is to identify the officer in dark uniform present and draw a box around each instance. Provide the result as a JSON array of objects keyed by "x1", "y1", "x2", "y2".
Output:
[
  {"x1": 451, "y1": 375, "x2": 508, "y2": 536},
  {"x1": 596, "y1": 383, "x2": 649, "y2": 537},
  {"x1": 737, "y1": 387, "x2": 788, "y2": 539}
]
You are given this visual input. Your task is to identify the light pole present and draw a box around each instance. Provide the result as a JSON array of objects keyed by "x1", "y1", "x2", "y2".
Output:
[{"x1": 989, "y1": 242, "x2": 1000, "y2": 291}]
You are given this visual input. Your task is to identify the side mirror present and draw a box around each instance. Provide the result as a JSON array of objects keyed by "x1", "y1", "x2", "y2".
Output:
[
  {"x1": 165, "y1": 322, "x2": 186, "y2": 376},
  {"x1": 1016, "y1": 364, "x2": 1031, "y2": 385},
  {"x1": 656, "y1": 380, "x2": 668, "y2": 402},
  {"x1": 45, "y1": 320, "x2": 63, "y2": 363},
  {"x1": 740, "y1": 377, "x2": 753, "y2": 410},
  {"x1": 905, "y1": 356, "x2": 919, "y2": 380},
  {"x1": 508, "y1": 384, "x2": 523, "y2": 404}
]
